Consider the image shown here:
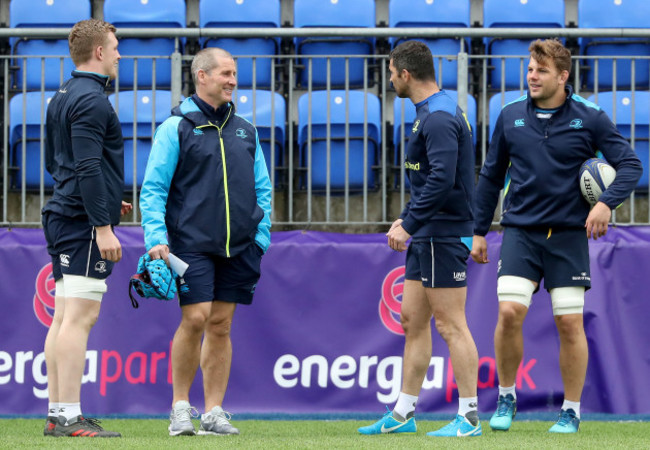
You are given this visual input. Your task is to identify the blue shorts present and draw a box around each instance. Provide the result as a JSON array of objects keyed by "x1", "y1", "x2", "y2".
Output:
[
  {"x1": 498, "y1": 227, "x2": 591, "y2": 291},
  {"x1": 42, "y1": 212, "x2": 115, "y2": 281},
  {"x1": 175, "y1": 243, "x2": 263, "y2": 306},
  {"x1": 405, "y1": 239, "x2": 471, "y2": 288}
]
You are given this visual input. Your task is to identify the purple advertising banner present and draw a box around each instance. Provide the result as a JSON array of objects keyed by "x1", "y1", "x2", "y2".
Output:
[{"x1": 0, "y1": 226, "x2": 649, "y2": 416}]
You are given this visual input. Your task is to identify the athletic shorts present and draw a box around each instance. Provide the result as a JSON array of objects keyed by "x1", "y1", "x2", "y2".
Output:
[
  {"x1": 175, "y1": 242, "x2": 264, "y2": 306},
  {"x1": 404, "y1": 239, "x2": 471, "y2": 288},
  {"x1": 42, "y1": 212, "x2": 114, "y2": 281},
  {"x1": 498, "y1": 227, "x2": 591, "y2": 291}
]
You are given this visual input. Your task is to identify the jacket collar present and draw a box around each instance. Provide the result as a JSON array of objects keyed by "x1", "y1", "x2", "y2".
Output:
[
  {"x1": 71, "y1": 70, "x2": 111, "y2": 89},
  {"x1": 174, "y1": 96, "x2": 234, "y2": 127}
]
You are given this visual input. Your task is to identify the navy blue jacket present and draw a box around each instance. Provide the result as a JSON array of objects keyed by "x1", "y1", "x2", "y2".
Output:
[
  {"x1": 399, "y1": 90, "x2": 475, "y2": 240},
  {"x1": 140, "y1": 96, "x2": 272, "y2": 258},
  {"x1": 43, "y1": 71, "x2": 124, "y2": 226},
  {"x1": 474, "y1": 86, "x2": 643, "y2": 236}
]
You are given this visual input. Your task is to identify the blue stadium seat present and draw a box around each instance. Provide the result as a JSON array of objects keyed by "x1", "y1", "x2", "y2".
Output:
[
  {"x1": 579, "y1": 0, "x2": 650, "y2": 90},
  {"x1": 235, "y1": 89, "x2": 286, "y2": 185},
  {"x1": 394, "y1": 90, "x2": 477, "y2": 188},
  {"x1": 10, "y1": 0, "x2": 90, "y2": 90},
  {"x1": 298, "y1": 90, "x2": 381, "y2": 190},
  {"x1": 484, "y1": 0, "x2": 564, "y2": 89},
  {"x1": 201, "y1": 0, "x2": 280, "y2": 89},
  {"x1": 294, "y1": 0, "x2": 375, "y2": 88},
  {"x1": 108, "y1": 90, "x2": 176, "y2": 189},
  {"x1": 488, "y1": 90, "x2": 527, "y2": 139},
  {"x1": 388, "y1": 0, "x2": 470, "y2": 89},
  {"x1": 104, "y1": 0, "x2": 186, "y2": 88},
  {"x1": 587, "y1": 91, "x2": 650, "y2": 190},
  {"x1": 9, "y1": 91, "x2": 57, "y2": 189}
]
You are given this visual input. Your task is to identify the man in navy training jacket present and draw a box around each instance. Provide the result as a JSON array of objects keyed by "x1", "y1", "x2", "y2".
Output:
[
  {"x1": 358, "y1": 40, "x2": 482, "y2": 438},
  {"x1": 42, "y1": 18, "x2": 131, "y2": 438},
  {"x1": 471, "y1": 38, "x2": 642, "y2": 433},
  {"x1": 140, "y1": 47, "x2": 272, "y2": 437}
]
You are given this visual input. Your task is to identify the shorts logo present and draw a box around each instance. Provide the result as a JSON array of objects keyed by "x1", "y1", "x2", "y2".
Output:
[
  {"x1": 59, "y1": 254, "x2": 70, "y2": 267},
  {"x1": 453, "y1": 271, "x2": 467, "y2": 282},
  {"x1": 95, "y1": 261, "x2": 107, "y2": 273},
  {"x1": 514, "y1": 119, "x2": 525, "y2": 127},
  {"x1": 572, "y1": 272, "x2": 590, "y2": 281},
  {"x1": 570, "y1": 118, "x2": 583, "y2": 129},
  {"x1": 378, "y1": 266, "x2": 406, "y2": 335},
  {"x1": 236, "y1": 128, "x2": 247, "y2": 139}
]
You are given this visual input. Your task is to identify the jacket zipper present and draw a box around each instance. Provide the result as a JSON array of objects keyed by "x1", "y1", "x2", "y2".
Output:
[{"x1": 197, "y1": 106, "x2": 233, "y2": 257}]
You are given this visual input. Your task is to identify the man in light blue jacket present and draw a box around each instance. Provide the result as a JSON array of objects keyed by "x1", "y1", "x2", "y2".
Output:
[{"x1": 140, "y1": 47, "x2": 272, "y2": 437}]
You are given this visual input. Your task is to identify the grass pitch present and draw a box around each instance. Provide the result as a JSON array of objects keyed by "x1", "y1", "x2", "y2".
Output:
[{"x1": 1, "y1": 418, "x2": 649, "y2": 449}]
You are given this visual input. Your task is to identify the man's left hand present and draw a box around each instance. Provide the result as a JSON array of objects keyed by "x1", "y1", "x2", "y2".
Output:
[
  {"x1": 386, "y1": 224, "x2": 410, "y2": 252},
  {"x1": 121, "y1": 201, "x2": 133, "y2": 216},
  {"x1": 585, "y1": 201, "x2": 612, "y2": 240}
]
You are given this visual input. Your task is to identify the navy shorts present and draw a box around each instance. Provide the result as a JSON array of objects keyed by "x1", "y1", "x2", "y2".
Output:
[
  {"x1": 175, "y1": 242, "x2": 264, "y2": 306},
  {"x1": 42, "y1": 212, "x2": 114, "y2": 281},
  {"x1": 405, "y1": 239, "x2": 471, "y2": 288},
  {"x1": 498, "y1": 227, "x2": 591, "y2": 291}
]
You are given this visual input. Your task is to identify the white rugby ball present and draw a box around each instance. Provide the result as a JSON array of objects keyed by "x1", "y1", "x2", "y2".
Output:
[{"x1": 579, "y1": 158, "x2": 616, "y2": 206}]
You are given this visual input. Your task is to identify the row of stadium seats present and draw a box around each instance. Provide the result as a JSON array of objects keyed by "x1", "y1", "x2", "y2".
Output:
[
  {"x1": 8, "y1": 88, "x2": 648, "y2": 192},
  {"x1": 8, "y1": 0, "x2": 650, "y2": 90}
]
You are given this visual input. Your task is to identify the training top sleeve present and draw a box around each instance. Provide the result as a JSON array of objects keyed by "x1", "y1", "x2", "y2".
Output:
[
  {"x1": 253, "y1": 130, "x2": 272, "y2": 253},
  {"x1": 592, "y1": 110, "x2": 643, "y2": 208},
  {"x1": 140, "y1": 116, "x2": 182, "y2": 251},
  {"x1": 400, "y1": 112, "x2": 459, "y2": 236},
  {"x1": 473, "y1": 113, "x2": 511, "y2": 236},
  {"x1": 69, "y1": 94, "x2": 112, "y2": 226}
]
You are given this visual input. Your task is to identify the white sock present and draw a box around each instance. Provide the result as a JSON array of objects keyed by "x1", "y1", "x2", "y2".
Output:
[
  {"x1": 58, "y1": 402, "x2": 82, "y2": 422},
  {"x1": 562, "y1": 400, "x2": 581, "y2": 418},
  {"x1": 48, "y1": 402, "x2": 59, "y2": 417},
  {"x1": 393, "y1": 392, "x2": 418, "y2": 420},
  {"x1": 458, "y1": 396, "x2": 478, "y2": 417},
  {"x1": 499, "y1": 384, "x2": 517, "y2": 400}
]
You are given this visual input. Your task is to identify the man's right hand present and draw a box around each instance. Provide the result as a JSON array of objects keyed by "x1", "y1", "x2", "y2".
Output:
[
  {"x1": 95, "y1": 225, "x2": 122, "y2": 262},
  {"x1": 148, "y1": 244, "x2": 170, "y2": 264},
  {"x1": 470, "y1": 235, "x2": 489, "y2": 264}
]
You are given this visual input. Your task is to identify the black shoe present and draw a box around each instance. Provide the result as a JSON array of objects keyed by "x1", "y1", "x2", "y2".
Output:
[
  {"x1": 54, "y1": 415, "x2": 121, "y2": 438},
  {"x1": 43, "y1": 415, "x2": 58, "y2": 436}
]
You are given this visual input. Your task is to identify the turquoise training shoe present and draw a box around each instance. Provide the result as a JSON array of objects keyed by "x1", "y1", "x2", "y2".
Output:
[
  {"x1": 489, "y1": 394, "x2": 517, "y2": 431},
  {"x1": 426, "y1": 414, "x2": 482, "y2": 437},
  {"x1": 357, "y1": 407, "x2": 417, "y2": 435},
  {"x1": 548, "y1": 408, "x2": 580, "y2": 433}
]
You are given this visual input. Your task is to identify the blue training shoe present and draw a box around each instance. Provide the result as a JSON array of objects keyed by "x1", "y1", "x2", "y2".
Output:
[
  {"x1": 489, "y1": 394, "x2": 517, "y2": 431},
  {"x1": 357, "y1": 407, "x2": 416, "y2": 435},
  {"x1": 549, "y1": 408, "x2": 580, "y2": 433},
  {"x1": 426, "y1": 414, "x2": 482, "y2": 437}
]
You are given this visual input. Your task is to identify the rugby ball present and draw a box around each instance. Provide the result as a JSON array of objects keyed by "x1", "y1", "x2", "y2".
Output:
[{"x1": 579, "y1": 158, "x2": 616, "y2": 206}]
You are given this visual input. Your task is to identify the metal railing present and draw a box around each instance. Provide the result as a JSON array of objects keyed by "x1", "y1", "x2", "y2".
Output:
[{"x1": 2, "y1": 27, "x2": 650, "y2": 228}]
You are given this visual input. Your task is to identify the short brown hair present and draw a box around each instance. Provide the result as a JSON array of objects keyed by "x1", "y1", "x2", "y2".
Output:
[
  {"x1": 68, "y1": 19, "x2": 117, "y2": 66},
  {"x1": 529, "y1": 38, "x2": 572, "y2": 75},
  {"x1": 389, "y1": 40, "x2": 436, "y2": 82}
]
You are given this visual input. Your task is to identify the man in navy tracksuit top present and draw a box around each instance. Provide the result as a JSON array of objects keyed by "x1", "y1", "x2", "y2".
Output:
[
  {"x1": 41, "y1": 19, "x2": 130, "y2": 438},
  {"x1": 140, "y1": 48, "x2": 272, "y2": 437},
  {"x1": 359, "y1": 41, "x2": 481, "y2": 438},
  {"x1": 471, "y1": 39, "x2": 642, "y2": 433}
]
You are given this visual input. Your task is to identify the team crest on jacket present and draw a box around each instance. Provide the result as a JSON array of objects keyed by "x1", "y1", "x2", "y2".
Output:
[
  {"x1": 236, "y1": 128, "x2": 247, "y2": 139},
  {"x1": 193, "y1": 128, "x2": 204, "y2": 136},
  {"x1": 570, "y1": 119, "x2": 583, "y2": 129}
]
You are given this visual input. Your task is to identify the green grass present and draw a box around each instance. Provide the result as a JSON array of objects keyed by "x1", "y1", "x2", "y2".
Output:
[{"x1": 1, "y1": 419, "x2": 649, "y2": 449}]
